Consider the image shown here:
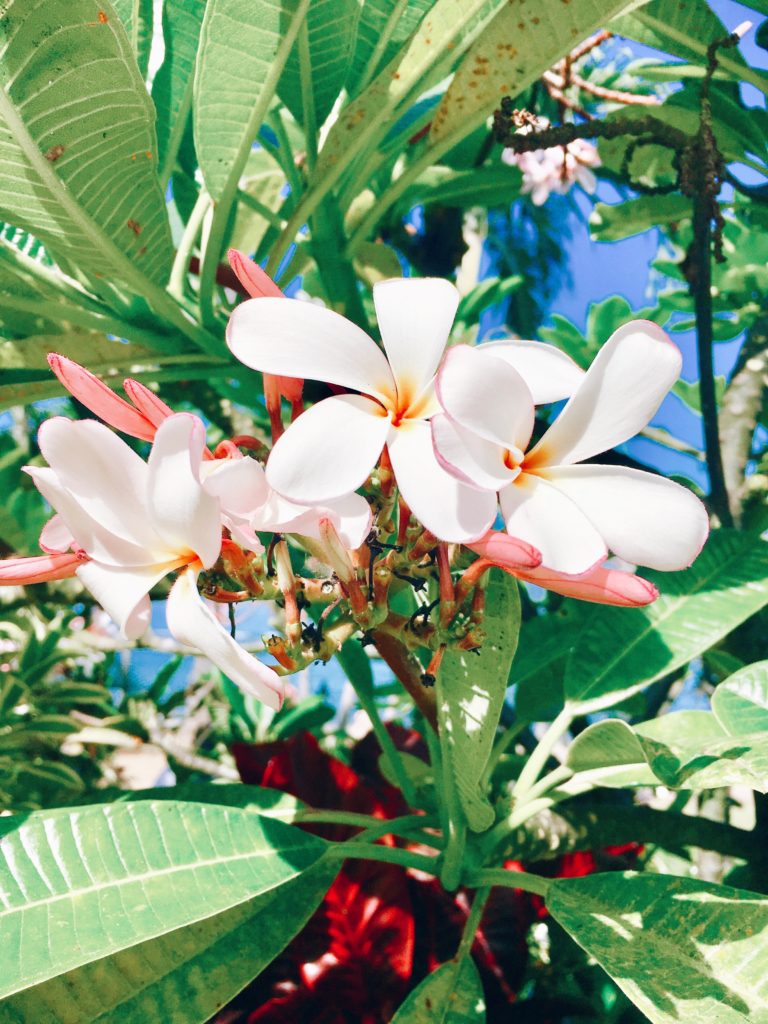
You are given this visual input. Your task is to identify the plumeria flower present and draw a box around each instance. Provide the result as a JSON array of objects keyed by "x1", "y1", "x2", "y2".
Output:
[
  {"x1": 2, "y1": 414, "x2": 284, "y2": 708},
  {"x1": 503, "y1": 138, "x2": 600, "y2": 206},
  {"x1": 469, "y1": 531, "x2": 658, "y2": 607},
  {"x1": 433, "y1": 321, "x2": 709, "y2": 576},
  {"x1": 227, "y1": 277, "x2": 564, "y2": 552},
  {"x1": 48, "y1": 353, "x2": 370, "y2": 554}
]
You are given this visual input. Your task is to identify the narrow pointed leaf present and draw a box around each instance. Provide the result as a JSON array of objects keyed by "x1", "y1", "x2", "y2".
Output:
[
  {"x1": 112, "y1": 0, "x2": 154, "y2": 77},
  {"x1": 346, "y1": 0, "x2": 433, "y2": 97},
  {"x1": 548, "y1": 872, "x2": 768, "y2": 1024},
  {"x1": 438, "y1": 570, "x2": 520, "y2": 832},
  {"x1": 0, "y1": 801, "x2": 326, "y2": 999}
]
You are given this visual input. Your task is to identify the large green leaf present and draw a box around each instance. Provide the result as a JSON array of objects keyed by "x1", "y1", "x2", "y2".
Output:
[
  {"x1": 0, "y1": 801, "x2": 326, "y2": 999},
  {"x1": 391, "y1": 957, "x2": 486, "y2": 1022},
  {"x1": 151, "y1": 0, "x2": 206, "y2": 186},
  {"x1": 346, "y1": 0, "x2": 433, "y2": 97},
  {"x1": 0, "y1": 858, "x2": 338, "y2": 1023},
  {"x1": 512, "y1": 605, "x2": 588, "y2": 723},
  {"x1": 193, "y1": 0, "x2": 309, "y2": 201},
  {"x1": 613, "y1": 0, "x2": 768, "y2": 96},
  {"x1": 112, "y1": 0, "x2": 153, "y2": 77},
  {"x1": 548, "y1": 872, "x2": 768, "y2": 1023},
  {"x1": 71, "y1": 782, "x2": 305, "y2": 823},
  {"x1": 428, "y1": 0, "x2": 639, "y2": 143},
  {"x1": 0, "y1": 0, "x2": 173, "y2": 286},
  {"x1": 278, "y1": 0, "x2": 359, "y2": 127},
  {"x1": 437, "y1": 571, "x2": 520, "y2": 832},
  {"x1": 712, "y1": 661, "x2": 768, "y2": 736},
  {"x1": 564, "y1": 531, "x2": 768, "y2": 713}
]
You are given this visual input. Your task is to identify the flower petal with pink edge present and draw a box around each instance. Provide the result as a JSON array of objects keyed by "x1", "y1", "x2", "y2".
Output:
[
  {"x1": 76, "y1": 560, "x2": 178, "y2": 639},
  {"x1": 36, "y1": 418, "x2": 162, "y2": 555},
  {"x1": 166, "y1": 566, "x2": 284, "y2": 709},
  {"x1": 147, "y1": 415, "x2": 222, "y2": 569},
  {"x1": 482, "y1": 339, "x2": 585, "y2": 404},
  {"x1": 466, "y1": 530, "x2": 541, "y2": 570},
  {"x1": 388, "y1": 419, "x2": 497, "y2": 543},
  {"x1": 266, "y1": 394, "x2": 391, "y2": 503},
  {"x1": 0, "y1": 552, "x2": 82, "y2": 585},
  {"x1": 227, "y1": 297, "x2": 395, "y2": 404},
  {"x1": 499, "y1": 473, "x2": 607, "y2": 575},
  {"x1": 26, "y1": 466, "x2": 153, "y2": 567},
  {"x1": 511, "y1": 562, "x2": 659, "y2": 607},
  {"x1": 542, "y1": 464, "x2": 709, "y2": 571},
  {"x1": 431, "y1": 414, "x2": 517, "y2": 492},
  {"x1": 39, "y1": 514, "x2": 74, "y2": 554},
  {"x1": 257, "y1": 490, "x2": 373, "y2": 550},
  {"x1": 528, "y1": 321, "x2": 681, "y2": 468},
  {"x1": 47, "y1": 355, "x2": 156, "y2": 441},
  {"x1": 228, "y1": 248, "x2": 283, "y2": 298},
  {"x1": 201, "y1": 455, "x2": 270, "y2": 517},
  {"x1": 373, "y1": 278, "x2": 458, "y2": 406},
  {"x1": 436, "y1": 344, "x2": 534, "y2": 450},
  {"x1": 122, "y1": 378, "x2": 174, "y2": 430}
]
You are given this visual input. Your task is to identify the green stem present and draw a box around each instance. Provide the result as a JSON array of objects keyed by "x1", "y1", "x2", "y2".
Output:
[
  {"x1": 237, "y1": 188, "x2": 285, "y2": 229},
  {"x1": 468, "y1": 868, "x2": 551, "y2": 898},
  {"x1": 456, "y1": 887, "x2": 491, "y2": 960},
  {"x1": 198, "y1": 0, "x2": 311, "y2": 329},
  {"x1": 169, "y1": 189, "x2": 211, "y2": 301},
  {"x1": 328, "y1": 841, "x2": 440, "y2": 874},
  {"x1": 310, "y1": 197, "x2": 370, "y2": 328},
  {"x1": 268, "y1": 108, "x2": 305, "y2": 201},
  {"x1": 511, "y1": 706, "x2": 573, "y2": 803},
  {"x1": 524, "y1": 764, "x2": 574, "y2": 803}
]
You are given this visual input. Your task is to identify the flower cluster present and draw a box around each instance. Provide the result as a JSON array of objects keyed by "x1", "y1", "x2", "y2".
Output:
[
  {"x1": 0, "y1": 258, "x2": 708, "y2": 709},
  {"x1": 502, "y1": 136, "x2": 601, "y2": 206}
]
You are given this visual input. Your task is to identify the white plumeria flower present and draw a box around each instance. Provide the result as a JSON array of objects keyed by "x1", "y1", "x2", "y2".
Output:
[
  {"x1": 226, "y1": 278, "x2": 576, "y2": 547},
  {"x1": 432, "y1": 321, "x2": 710, "y2": 576},
  {"x1": 503, "y1": 138, "x2": 600, "y2": 206},
  {"x1": 25, "y1": 414, "x2": 284, "y2": 709},
  {"x1": 200, "y1": 453, "x2": 372, "y2": 552}
]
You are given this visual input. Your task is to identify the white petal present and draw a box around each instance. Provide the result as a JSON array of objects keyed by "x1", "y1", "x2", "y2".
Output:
[
  {"x1": 483, "y1": 339, "x2": 585, "y2": 404},
  {"x1": 528, "y1": 321, "x2": 681, "y2": 468},
  {"x1": 388, "y1": 419, "x2": 497, "y2": 543},
  {"x1": 39, "y1": 514, "x2": 74, "y2": 554},
  {"x1": 542, "y1": 464, "x2": 709, "y2": 571},
  {"x1": 436, "y1": 344, "x2": 534, "y2": 450},
  {"x1": 266, "y1": 394, "x2": 390, "y2": 503},
  {"x1": 76, "y1": 560, "x2": 176, "y2": 639},
  {"x1": 148, "y1": 415, "x2": 222, "y2": 569},
  {"x1": 226, "y1": 296, "x2": 395, "y2": 404},
  {"x1": 201, "y1": 456, "x2": 269, "y2": 517},
  {"x1": 432, "y1": 414, "x2": 516, "y2": 492},
  {"x1": 26, "y1": 466, "x2": 152, "y2": 567},
  {"x1": 166, "y1": 567, "x2": 284, "y2": 710},
  {"x1": 36, "y1": 417, "x2": 162, "y2": 554},
  {"x1": 256, "y1": 490, "x2": 372, "y2": 550},
  {"x1": 499, "y1": 473, "x2": 607, "y2": 575},
  {"x1": 374, "y1": 278, "x2": 458, "y2": 408}
]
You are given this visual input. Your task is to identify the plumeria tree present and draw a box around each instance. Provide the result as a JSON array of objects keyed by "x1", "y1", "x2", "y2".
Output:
[{"x1": 0, "y1": 1, "x2": 767, "y2": 1022}]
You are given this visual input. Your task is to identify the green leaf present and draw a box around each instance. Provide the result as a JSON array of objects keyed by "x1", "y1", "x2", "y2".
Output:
[
  {"x1": 151, "y1": 0, "x2": 206, "y2": 186},
  {"x1": 613, "y1": 0, "x2": 768, "y2": 96},
  {"x1": 346, "y1": 0, "x2": 433, "y2": 97},
  {"x1": 566, "y1": 720, "x2": 648, "y2": 774},
  {"x1": 673, "y1": 375, "x2": 727, "y2": 414},
  {"x1": 193, "y1": 0, "x2": 310, "y2": 201},
  {"x1": 512, "y1": 605, "x2": 588, "y2": 722},
  {"x1": 0, "y1": 0, "x2": 173, "y2": 286},
  {"x1": 391, "y1": 957, "x2": 486, "y2": 1022},
  {"x1": 0, "y1": 801, "x2": 326, "y2": 999},
  {"x1": 112, "y1": 0, "x2": 153, "y2": 77},
  {"x1": 713, "y1": 661, "x2": 768, "y2": 736},
  {"x1": 0, "y1": 857, "x2": 338, "y2": 1024},
  {"x1": 437, "y1": 570, "x2": 520, "y2": 832},
  {"x1": 429, "y1": 0, "x2": 639, "y2": 144},
  {"x1": 395, "y1": 165, "x2": 522, "y2": 217},
  {"x1": 590, "y1": 195, "x2": 692, "y2": 241},
  {"x1": 548, "y1": 872, "x2": 768, "y2": 1024},
  {"x1": 278, "y1": 0, "x2": 359, "y2": 127},
  {"x1": 71, "y1": 783, "x2": 306, "y2": 823},
  {"x1": 564, "y1": 531, "x2": 768, "y2": 714}
]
